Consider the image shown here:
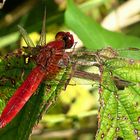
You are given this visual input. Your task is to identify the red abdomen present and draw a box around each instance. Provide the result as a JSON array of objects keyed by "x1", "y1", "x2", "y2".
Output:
[{"x1": 0, "y1": 66, "x2": 45, "y2": 128}]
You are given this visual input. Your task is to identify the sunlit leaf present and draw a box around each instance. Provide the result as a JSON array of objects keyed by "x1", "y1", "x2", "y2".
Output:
[
  {"x1": 96, "y1": 57, "x2": 140, "y2": 139},
  {"x1": 65, "y1": 0, "x2": 140, "y2": 59}
]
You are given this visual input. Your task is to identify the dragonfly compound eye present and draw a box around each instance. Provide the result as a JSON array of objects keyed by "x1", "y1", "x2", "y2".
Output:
[{"x1": 55, "y1": 32, "x2": 74, "y2": 49}]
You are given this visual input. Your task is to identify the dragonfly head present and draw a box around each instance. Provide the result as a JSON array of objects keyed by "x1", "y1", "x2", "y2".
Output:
[{"x1": 55, "y1": 32, "x2": 74, "y2": 49}]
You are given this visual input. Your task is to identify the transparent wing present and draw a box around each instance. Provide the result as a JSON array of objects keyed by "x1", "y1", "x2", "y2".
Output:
[
  {"x1": 37, "y1": 9, "x2": 46, "y2": 46},
  {"x1": 18, "y1": 25, "x2": 35, "y2": 47}
]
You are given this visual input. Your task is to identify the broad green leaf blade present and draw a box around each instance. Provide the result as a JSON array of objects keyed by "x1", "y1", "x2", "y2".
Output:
[
  {"x1": 0, "y1": 54, "x2": 35, "y2": 113},
  {"x1": 96, "y1": 57, "x2": 140, "y2": 139},
  {"x1": 105, "y1": 58, "x2": 140, "y2": 83},
  {"x1": 0, "y1": 52, "x2": 72, "y2": 140},
  {"x1": 65, "y1": 0, "x2": 140, "y2": 59},
  {"x1": 117, "y1": 49, "x2": 140, "y2": 60}
]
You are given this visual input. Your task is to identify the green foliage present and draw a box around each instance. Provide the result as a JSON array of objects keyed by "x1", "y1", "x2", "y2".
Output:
[
  {"x1": 65, "y1": 0, "x2": 140, "y2": 139},
  {"x1": 0, "y1": 50, "x2": 72, "y2": 140},
  {"x1": 96, "y1": 58, "x2": 140, "y2": 139},
  {"x1": 0, "y1": 54, "x2": 35, "y2": 112},
  {"x1": 0, "y1": 0, "x2": 140, "y2": 139},
  {"x1": 65, "y1": 0, "x2": 140, "y2": 59}
]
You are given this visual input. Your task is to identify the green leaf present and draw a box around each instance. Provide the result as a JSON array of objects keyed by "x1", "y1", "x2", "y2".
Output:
[
  {"x1": 96, "y1": 57, "x2": 140, "y2": 139},
  {"x1": 65, "y1": 0, "x2": 140, "y2": 59},
  {"x1": 65, "y1": 2, "x2": 140, "y2": 137},
  {"x1": 0, "y1": 54, "x2": 34, "y2": 113},
  {"x1": 0, "y1": 52, "x2": 72, "y2": 140}
]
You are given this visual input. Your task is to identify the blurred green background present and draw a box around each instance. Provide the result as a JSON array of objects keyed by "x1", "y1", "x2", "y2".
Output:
[{"x1": 0, "y1": 0, "x2": 140, "y2": 139}]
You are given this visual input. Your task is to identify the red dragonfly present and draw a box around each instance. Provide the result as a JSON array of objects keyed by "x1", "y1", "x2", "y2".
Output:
[{"x1": 0, "y1": 12, "x2": 74, "y2": 128}]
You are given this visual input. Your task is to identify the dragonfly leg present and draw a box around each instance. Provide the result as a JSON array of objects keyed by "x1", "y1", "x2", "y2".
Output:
[{"x1": 63, "y1": 62, "x2": 77, "y2": 90}]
